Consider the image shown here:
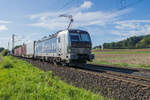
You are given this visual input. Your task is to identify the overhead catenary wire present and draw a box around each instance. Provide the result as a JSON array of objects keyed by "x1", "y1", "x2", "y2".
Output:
[
  {"x1": 111, "y1": 0, "x2": 145, "y2": 44},
  {"x1": 118, "y1": 0, "x2": 145, "y2": 11},
  {"x1": 57, "y1": 0, "x2": 145, "y2": 29},
  {"x1": 57, "y1": 0, "x2": 76, "y2": 12}
]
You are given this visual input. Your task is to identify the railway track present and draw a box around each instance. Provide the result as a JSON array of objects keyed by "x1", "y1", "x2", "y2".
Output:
[
  {"x1": 99, "y1": 71, "x2": 150, "y2": 88},
  {"x1": 78, "y1": 64, "x2": 150, "y2": 88},
  {"x1": 21, "y1": 57, "x2": 150, "y2": 100},
  {"x1": 24, "y1": 57, "x2": 150, "y2": 88},
  {"x1": 21, "y1": 57, "x2": 150, "y2": 88}
]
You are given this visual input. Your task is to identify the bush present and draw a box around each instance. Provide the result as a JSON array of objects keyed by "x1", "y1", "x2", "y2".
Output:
[
  {"x1": 0, "y1": 48, "x2": 4, "y2": 52},
  {"x1": 0, "y1": 57, "x2": 14, "y2": 69},
  {"x1": 3, "y1": 62, "x2": 13, "y2": 68},
  {"x1": 1, "y1": 49, "x2": 9, "y2": 56}
]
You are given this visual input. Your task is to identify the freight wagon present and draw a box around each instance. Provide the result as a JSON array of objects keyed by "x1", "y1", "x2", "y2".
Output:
[
  {"x1": 26, "y1": 41, "x2": 35, "y2": 58},
  {"x1": 14, "y1": 47, "x2": 23, "y2": 56},
  {"x1": 22, "y1": 44, "x2": 26, "y2": 57}
]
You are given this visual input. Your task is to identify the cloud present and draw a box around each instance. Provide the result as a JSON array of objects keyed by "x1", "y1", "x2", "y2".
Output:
[
  {"x1": 80, "y1": 1, "x2": 93, "y2": 9},
  {"x1": 28, "y1": 0, "x2": 132, "y2": 46},
  {"x1": 0, "y1": 25, "x2": 8, "y2": 31},
  {"x1": 111, "y1": 19, "x2": 150, "y2": 39},
  {"x1": 29, "y1": 1, "x2": 131, "y2": 31},
  {"x1": 115, "y1": 23, "x2": 140, "y2": 29},
  {"x1": 0, "y1": 20, "x2": 12, "y2": 24},
  {"x1": 116, "y1": 20, "x2": 150, "y2": 24},
  {"x1": 0, "y1": 20, "x2": 11, "y2": 32},
  {"x1": 114, "y1": 20, "x2": 150, "y2": 30}
]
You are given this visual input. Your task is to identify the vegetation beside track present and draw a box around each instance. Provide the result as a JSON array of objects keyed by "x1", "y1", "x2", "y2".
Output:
[
  {"x1": 0, "y1": 56, "x2": 106, "y2": 100},
  {"x1": 90, "y1": 49, "x2": 150, "y2": 69},
  {"x1": 0, "y1": 47, "x2": 4, "y2": 53},
  {"x1": 93, "y1": 51, "x2": 150, "y2": 54},
  {"x1": 89, "y1": 60, "x2": 150, "y2": 69}
]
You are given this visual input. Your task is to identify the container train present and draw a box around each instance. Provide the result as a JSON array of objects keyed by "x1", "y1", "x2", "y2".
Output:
[{"x1": 13, "y1": 29, "x2": 94, "y2": 66}]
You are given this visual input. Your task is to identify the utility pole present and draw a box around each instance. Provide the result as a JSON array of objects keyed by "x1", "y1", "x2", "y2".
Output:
[
  {"x1": 8, "y1": 42, "x2": 10, "y2": 50},
  {"x1": 101, "y1": 43, "x2": 104, "y2": 50},
  {"x1": 12, "y1": 34, "x2": 15, "y2": 54}
]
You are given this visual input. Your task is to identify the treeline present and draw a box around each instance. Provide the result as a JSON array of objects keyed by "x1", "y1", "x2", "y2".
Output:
[
  {"x1": 0, "y1": 48, "x2": 4, "y2": 52},
  {"x1": 14, "y1": 45, "x2": 22, "y2": 49},
  {"x1": 95, "y1": 35, "x2": 150, "y2": 49}
]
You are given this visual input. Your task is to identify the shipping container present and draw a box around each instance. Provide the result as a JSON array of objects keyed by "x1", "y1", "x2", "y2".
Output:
[
  {"x1": 26, "y1": 41, "x2": 34, "y2": 58},
  {"x1": 14, "y1": 47, "x2": 22, "y2": 56},
  {"x1": 22, "y1": 44, "x2": 26, "y2": 57},
  {"x1": 14, "y1": 49, "x2": 18, "y2": 56},
  {"x1": 18, "y1": 47, "x2": 23, "y2": 56}
]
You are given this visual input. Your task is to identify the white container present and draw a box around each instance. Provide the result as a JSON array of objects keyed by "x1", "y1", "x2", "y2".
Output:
[{"x1": 26, "y1": 41, "x2": 34, "y2": 57}]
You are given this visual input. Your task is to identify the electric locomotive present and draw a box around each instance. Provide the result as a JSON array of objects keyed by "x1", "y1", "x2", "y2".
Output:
[{"x1": 34, "y1": 29, "x2": 94, "y2": 66}]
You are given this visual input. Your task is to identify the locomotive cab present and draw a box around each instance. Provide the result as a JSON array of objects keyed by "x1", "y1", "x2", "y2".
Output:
[
  {"x1": 56, "y1": 29, "x2": 94, "y2": 65},
  {"x1": 67, "y1": 29, "x2": 94, "y2": 64}
]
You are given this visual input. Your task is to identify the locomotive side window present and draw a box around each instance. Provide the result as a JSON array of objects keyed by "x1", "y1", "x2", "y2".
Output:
[
  {"x1": 70, "y1": 35, "x2": 80, "y2": 41},
  {"x1": 70, "y1": 33, "x2": 80, "y2": 42},
  {"x1": 58, "y1": 37, "x2": 60, "y2": 43}
]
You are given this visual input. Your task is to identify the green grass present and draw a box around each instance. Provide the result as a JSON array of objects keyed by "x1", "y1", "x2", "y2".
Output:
[
  {"x1": 0, "y1": 56, "x2": 109, "y2": 100},
  {"x1": 91, "y1": 49, "x2": 150, "y2": 69},
  {"x1": 89, "y1": 60, "x2": 150, "y2": 69},
  {"x1": 93, "y1": 51, "x2": 150, "y2": 54}
]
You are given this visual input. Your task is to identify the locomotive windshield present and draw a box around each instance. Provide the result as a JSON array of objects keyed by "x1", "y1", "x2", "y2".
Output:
[
  {"x1": 70, "y1": 34, "x2": 80, "y2": 41},
  {"x1": 70, "y1": 33, "x2": 90, "y2": 42}
]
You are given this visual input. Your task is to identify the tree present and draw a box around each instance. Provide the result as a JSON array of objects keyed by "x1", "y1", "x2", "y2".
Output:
[
  {"x1": 101, "y1": 34, "x2": 150, "y2": 49},
  {"x1": 0, "y1": 47, "x2": 4, "y2": 52}
]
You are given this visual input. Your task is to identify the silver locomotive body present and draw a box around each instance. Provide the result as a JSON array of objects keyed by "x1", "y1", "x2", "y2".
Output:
[
  {"x1": 66, "y1": 30, "x2": 94, "y2": 64},
  {"x1": 34, "y1": 29, "x2": 94, "y2": 65}
]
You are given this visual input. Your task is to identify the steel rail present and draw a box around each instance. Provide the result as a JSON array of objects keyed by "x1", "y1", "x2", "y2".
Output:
[
  {"x1": 77, "y1": 68, "x2": 150, "y2": 88},
  {"x1": 19, "y1": 57, "x2": 150, "y2": 89}
]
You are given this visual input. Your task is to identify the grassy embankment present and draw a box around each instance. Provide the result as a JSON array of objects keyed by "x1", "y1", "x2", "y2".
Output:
[
  {"x1": 0, "y1": 56, "x2": 109, "y2": 100},
  {"x1": 89, "y1": 49, "x2": 150, "y2": 69}
]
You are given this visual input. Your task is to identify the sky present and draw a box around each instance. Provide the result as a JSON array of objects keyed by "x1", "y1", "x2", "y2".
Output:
[{"x1": 0, "y1": 0, "x2": 150, "y2": 49}]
